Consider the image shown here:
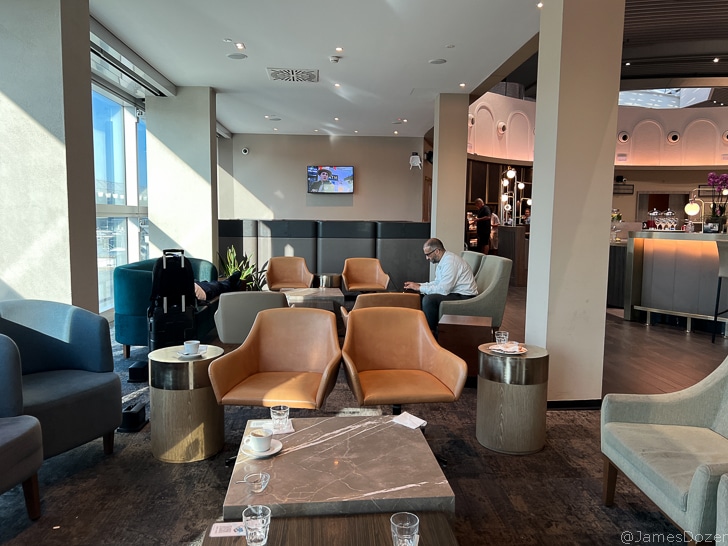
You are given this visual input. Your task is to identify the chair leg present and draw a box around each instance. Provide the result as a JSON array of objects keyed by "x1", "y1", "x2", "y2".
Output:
[
  {"x1": 22, "y1": 473, "x2": 41, "y2": 520},
  {"x1": 713, "y1": 277, "x2": 723, "y2": 343},
  {"x1": 392, "y1": 404, "x2": 402, "y2": 415},
  {"x1": 123, "y1": 345, "x2": 131, "y2": 359},
  {"x1": 602, "y1": 455, "x2": 618, "y2": 506},
  {"x1": 103, "y1": 431, "x2": 115, "y2": 455}
]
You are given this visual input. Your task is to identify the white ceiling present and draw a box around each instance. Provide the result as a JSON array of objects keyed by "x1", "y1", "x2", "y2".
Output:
[{"x1": 88, "y1": 0, "x2": 542, "y2": 137}]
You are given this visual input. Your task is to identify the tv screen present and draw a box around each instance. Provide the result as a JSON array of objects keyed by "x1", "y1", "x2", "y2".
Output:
[{"x1": 307, "y1": 165, "x2": 354, "y2": 194}]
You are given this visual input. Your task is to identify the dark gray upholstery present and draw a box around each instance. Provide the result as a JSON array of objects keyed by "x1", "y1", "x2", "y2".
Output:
[
  {"x1": 0, "y1": 334, "x2": 43, "y2": 519},
  {"x1": 0, "y1": 300, "x2": 121, "y2": 460},
  {"x1": 375, "y1": 222, "x2": 431, "y2": 292},
  {"x1": 317, "y1": 221, "x2": 377, "y2": 274},
  {"x1": 257, "y1": 220, "x2": 317, "y2": 273}
]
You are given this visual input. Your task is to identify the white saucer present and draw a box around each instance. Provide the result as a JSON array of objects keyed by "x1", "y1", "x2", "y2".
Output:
[
  {"x1": 176, "y1": 346, "x2": 208, "y2": 360},
  {"x1": 241, "y1": 439, "x2": 282, "y2": 459}
]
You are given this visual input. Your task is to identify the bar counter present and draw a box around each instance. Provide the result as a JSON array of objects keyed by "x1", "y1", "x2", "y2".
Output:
[{"x1": 625, "y1": 231, "x2": 728, "y2": 331}]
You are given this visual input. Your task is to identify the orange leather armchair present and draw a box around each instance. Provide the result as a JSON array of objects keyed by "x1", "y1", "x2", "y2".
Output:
[
  {"x1": 340, "y1": 292, "x2": 421, "y2": 329},
  {"x1": 342, "y1": 307, "x2": 466, "y2": 412},
  {"x1": 341, "y1": 258, "x2": 391, "y2": 292},
  {"x1": 266, "y1": 256, "x2": 314, "y2": 291},
  {"x1": 208, "y1": 308, "x2": 341, "y2": 409}
]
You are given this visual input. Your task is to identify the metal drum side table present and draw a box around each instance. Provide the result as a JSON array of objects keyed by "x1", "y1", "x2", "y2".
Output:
[
  {"x1": 476, "y1": 343, "x2": 549, "y2": 455},
  {"x1": 148, "y1": 345, "x2": 225, "y2": 463}
]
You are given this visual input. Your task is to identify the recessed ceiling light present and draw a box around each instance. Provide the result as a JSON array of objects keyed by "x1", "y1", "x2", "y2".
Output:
[
  {"x1": 394, "y1": 130, "x2": 399, "y2": 135},
  {"x1": 273, "y1": 128, "x2": 278, "y2": 131},
  {"x1": 334, "y1": 83, "x2": 341, "y2": 87},
  {"x1": 537, "y1": 2, "x2": 543, "y2": 7},
  {"x1": 334, "y1": 117, "x2": 340, "y2": 121},
  {"x1": 227, "y1": 53, "x2": 247, "y2": 60},
  {"x1": 314, "y1": 129, "x2": 319, "y2": 132},
  {"x1": 235, "y1": 42, "x2": 246, "y2": 50},
  {"x1": 459, "y1": 83, "x2": 466, "y2": 88},
  {"x1": 429, "y1": 59, "x2": 447, "y2": 65},
  {"x1": 354, "y1": 130, "x2": 358, "y2": 133},
  {"x1": 335, "y1": 47, "x2": 343, "y2": 52},
  {"x1": 625, "y1": 62, "x2": 631, "y2": 66},
  {"x1": 714, "y1": 57, "x2": 720, "y2": 63},
  {"x1": 402, "y1": 119, "x2": 408, "y2": 123}
]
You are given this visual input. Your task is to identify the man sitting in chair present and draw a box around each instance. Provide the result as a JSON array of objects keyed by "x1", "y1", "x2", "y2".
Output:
[{"x1": 404, "y1": 238, "x2": 478, "y2": 333}]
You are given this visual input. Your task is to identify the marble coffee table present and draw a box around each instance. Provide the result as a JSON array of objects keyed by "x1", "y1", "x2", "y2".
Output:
[{"x1": 222, "y1": 416, "x2": 455, "y2": 520}]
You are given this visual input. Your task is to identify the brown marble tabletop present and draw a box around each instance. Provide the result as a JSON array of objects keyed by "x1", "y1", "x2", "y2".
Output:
[{"x1": 223, "y1": 416, "x2": 455, "y2": 520}]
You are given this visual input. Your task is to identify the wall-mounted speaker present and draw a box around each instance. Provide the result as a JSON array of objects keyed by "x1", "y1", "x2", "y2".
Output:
[
  {"x1": 497, "y1": 121, "x2": 507, "y2": 134},
  {"x1": 722, "y1": 130, "x2": 728, "y2": 143},
  {"x1": 667, "y1": 131, "x2": 680, "y2": 143},
  {"x1": 241, "y1": 147, "x2": 250, "y2": 155},
  {"x1": 617, "y1": 131, "x2": 630, "y2": 143},
  {"x1": 468, "y1": 114, "x2": 475, "y2": 127}
]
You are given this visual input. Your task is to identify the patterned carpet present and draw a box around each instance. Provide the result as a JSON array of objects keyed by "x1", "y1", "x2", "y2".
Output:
[{"x1": 0, "y1": 339, "x2": 681, "y2": 546}]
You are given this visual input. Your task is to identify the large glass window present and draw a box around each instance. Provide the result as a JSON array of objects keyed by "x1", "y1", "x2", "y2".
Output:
[{"x1": 92, "y1": 87, "x2": 148, "y2": 313}]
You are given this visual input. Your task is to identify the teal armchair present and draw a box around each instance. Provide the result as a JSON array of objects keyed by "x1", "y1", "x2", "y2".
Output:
[
  {"x1": 602, "y1": 355, "x2": 728, "y2": 538},
  {"x1": 113, "y1": 257, "x2": 218, "y2": 357}
]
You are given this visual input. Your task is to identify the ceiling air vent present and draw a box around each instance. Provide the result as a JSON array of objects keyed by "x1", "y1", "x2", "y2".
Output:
[{"x1": 267, "y1": 68, "x2": 319, "y2": 83}]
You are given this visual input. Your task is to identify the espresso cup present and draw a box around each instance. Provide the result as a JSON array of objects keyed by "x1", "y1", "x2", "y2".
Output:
[
  {"x1": 183, "y1": 340, "x2": 200, "y2": 355},
  {"x1": 244, "y1": 428, "x2": 273, "y2": 452}
]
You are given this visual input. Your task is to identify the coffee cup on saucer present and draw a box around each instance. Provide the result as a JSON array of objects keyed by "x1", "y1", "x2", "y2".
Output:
[
  {"x1": 244, "y1": 428, "x2": 273, "y2": 452},
  {"x1": 183, "y1": 340, "x2": 200, "y2": 355}
]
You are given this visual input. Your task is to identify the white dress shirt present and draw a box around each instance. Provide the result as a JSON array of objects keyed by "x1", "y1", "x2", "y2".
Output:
[{"x1": 418, "y1": 251, "x2": 478, "y2": 296}]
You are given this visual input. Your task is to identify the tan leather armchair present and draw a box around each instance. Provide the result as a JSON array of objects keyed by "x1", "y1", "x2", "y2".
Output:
[
  {"x1": 341, "y1": 258, "x2": 390, "y2": 292},
  {"x1": 208, "y1": 308, "x2": 341, "y2": 409},
  {"x1": 266, "y1": 256, "x2": 314, "y2": 291},
  {"x1": 340, "y1": 292, "x2": 421, "y2": 329},
  {"x1": 342, "y1": 307, "x2": 466, "y2": 412}
]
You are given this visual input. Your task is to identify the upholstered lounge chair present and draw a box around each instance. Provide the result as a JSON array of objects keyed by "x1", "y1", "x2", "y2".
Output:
[
  {"x1": 460, "y1": 250, "x2": 486, "y2": 276},
  {"x1": 208, "y1": 307, "x2": 341, "y2": 409},
  {"x1": 341, "y1": 258, "x2": 390, "y2": 292},
  {"x1": 213, "y1": 291, "x2": 289, "y2": 344},
  {"x1": 340, "y1": 292, "x2": 421, "y2": 329},
  {"x1": 342, "y1": 307, "x2": 467, "y2": 413},
  {"x1": 439, "y1": 255, "x2": 512, "y2": 331},
  {"x1": 601, "y1": 354, "x2": 728, "y2": 539},
  {"x1": 718, "y1": 474, "x2": 728, "y2": 538},
  {"x1": 0, "y1": 334, "x2": 43, "y2": 520},
  {"x1": 265, "y1": 256, "x2": 314, "y2": 291},
  {"x1": 0, "y1": 300, "x2": 122, "y2": 459}
]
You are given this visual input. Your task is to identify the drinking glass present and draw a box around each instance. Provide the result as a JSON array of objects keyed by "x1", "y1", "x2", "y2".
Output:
[
  {"x1": 241, "y1": 472, "x2": 270, "y2": 493},
  {"x1": 494, "y1": 331, "x2": 509, "y2": 347},
  {"x1": 390, "y1": 512, "x2": 419, "y2": 546},
  {"x1": 243, "y1": 505, "x2": 271, "y2": 546},
  {"x1": 270, "y1": 405, "x2": 289, "y2": 432}
]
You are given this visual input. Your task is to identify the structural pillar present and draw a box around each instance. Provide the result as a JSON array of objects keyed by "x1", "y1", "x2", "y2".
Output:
[
  {"x1": 526, "y1": 0, "x2": 625, "y2": 401},
  {"x1": 146, "y1": 87, "x2": 219, "y2": 263}
]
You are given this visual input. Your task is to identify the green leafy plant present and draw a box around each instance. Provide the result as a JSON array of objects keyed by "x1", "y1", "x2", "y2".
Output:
[{"x1": 217, "y1": 246, "x2": 268, "y2": 291}]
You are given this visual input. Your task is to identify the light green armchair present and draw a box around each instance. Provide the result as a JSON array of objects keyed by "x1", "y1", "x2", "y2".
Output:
[
  {"x1": 601, "y1": 355, "x2": 728, "y2": 538},
  {"x1": 439, "y1": 255, "x2": 512, "y2": 329},
  {"x1": 718, "y1": 475, "x2": 728, "y2": 539}
]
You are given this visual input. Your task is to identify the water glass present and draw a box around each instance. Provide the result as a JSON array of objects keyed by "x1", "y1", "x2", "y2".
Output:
[
  {"x1": 242, "y1": 472, "x2": 270, "y2": 493},
  {"x1": 390, "y1": 512, "x2": 419, "y2": 546},
  {"x1": 270, "y1": 405, "x2": 289, "y2": 432},
  {"x1": 243, "y1": 505, "x2": 271, "y2": 546},
  {"x1": 494, "y1": 331, "x2": 509, "y2": 346}
]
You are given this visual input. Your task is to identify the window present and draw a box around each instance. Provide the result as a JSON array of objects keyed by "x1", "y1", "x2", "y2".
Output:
[{"x1": 92, "y1": 87, "x2": 148, "y2": 313}]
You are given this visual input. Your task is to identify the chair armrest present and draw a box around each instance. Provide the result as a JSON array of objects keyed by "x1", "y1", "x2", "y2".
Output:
[
  {"x1": 0, "y1": 335, "x2": 23, "y2": 417},
  {"x1": 426, "y1": 347, "x2": 467, "y2": 398},
  {"x1": 341, "y1": 353, "x2": 364, "y2": 405},
  {"x1": 208, "y1": 343, "x2": 259, "y2": 403},
  {"x1": 314, "y1": 352, "x2": 343, "y2": 408}
]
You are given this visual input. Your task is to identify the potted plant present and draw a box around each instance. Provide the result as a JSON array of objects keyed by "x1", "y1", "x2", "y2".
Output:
[{"x1": 218, "y1": 246, "x2": 268, "y2": 291}]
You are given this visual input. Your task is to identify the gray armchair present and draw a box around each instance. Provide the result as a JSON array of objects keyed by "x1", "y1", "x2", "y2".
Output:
[
  {"x1": 0, "y1": 334, "x2": 43, "y2": 520},
  {"x1": 0, "y1": 300, "x2": 122, "y2": 459},
  {"x1": 601, "y1": 355, "x2": 728, "y2": 538},
  {"x1": 439, "y1": 255, "x2": 512, "y2": 329},
  {"x1": 460, "y1": 250, "x2": 486, "y2": 276},
  {"x1": 719, "y1": 474, "x2": 728, "y2": 538},
  {"x1": 213, "y1": 291, "x2": 289, "y2": 344}
]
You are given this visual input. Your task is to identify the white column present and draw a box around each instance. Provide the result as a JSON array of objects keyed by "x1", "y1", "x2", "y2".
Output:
[
  {"x1": 431, "y1": 93, "x2": 469, "y2": 262},
  {"x1": 526, "y1": 0, "x2": 625, "y2": 401},
  {"x1": 146, "y1": 87, "x2": 218, "y2": 263},
  {"x1": 0, "y1": 0, "x2": 98, "y2": 311}
]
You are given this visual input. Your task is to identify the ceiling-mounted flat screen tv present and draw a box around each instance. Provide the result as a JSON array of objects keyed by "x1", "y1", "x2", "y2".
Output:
[{"x1": 307, "y1": 165, "x2": 354, "y2": 193}]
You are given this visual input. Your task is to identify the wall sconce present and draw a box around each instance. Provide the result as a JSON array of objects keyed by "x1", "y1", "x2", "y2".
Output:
[{"x1": 409, "y1": 152, "x2": 422, "y2": 170}]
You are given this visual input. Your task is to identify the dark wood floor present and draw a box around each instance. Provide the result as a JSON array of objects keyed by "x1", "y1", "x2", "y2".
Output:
[{"x1": 499, "y1": 286, "x2": 728, "y2": 397}]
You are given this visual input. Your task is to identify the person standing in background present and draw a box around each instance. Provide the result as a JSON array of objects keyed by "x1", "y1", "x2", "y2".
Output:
[
  {"x1": 471, "y1": 198, "x2": 491, "y2": 254},
  {"x1": 490, "y1": 205, "x2": 501, "y2": 255}
]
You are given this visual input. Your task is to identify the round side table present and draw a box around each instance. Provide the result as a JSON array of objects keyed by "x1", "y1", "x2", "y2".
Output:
[
  {"x1": 148, "y1": 344, "x2": 225, "y2": 463},
  {"x1": 476, "y1": 343, "x2": 549, "y2": 455}
]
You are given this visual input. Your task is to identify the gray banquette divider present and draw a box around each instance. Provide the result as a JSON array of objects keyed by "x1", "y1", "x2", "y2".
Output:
[{"x1": 218, "y1": 220, "x2": 431, "y2": 285}]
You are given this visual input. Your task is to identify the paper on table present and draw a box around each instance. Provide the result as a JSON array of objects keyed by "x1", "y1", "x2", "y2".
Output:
[
  {"x1": 248, "y1": 419, "x2": 295, "y2": 434},
  {"x1": 392, "y1": 411, "x2": 427, "y2": 429},
  {"x1": 209, "y1": 522, "x2": 246, "y2": 537}
]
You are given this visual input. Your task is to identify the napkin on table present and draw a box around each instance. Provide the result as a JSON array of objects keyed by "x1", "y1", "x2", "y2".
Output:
[{"x1": 393, "y1": 411, "x2": 427, "y2": 429}]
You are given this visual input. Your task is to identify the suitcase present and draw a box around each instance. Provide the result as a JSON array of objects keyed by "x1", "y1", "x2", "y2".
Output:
[{"x1": 147, "y1": 249, "x2": 197, "y2": 351}]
